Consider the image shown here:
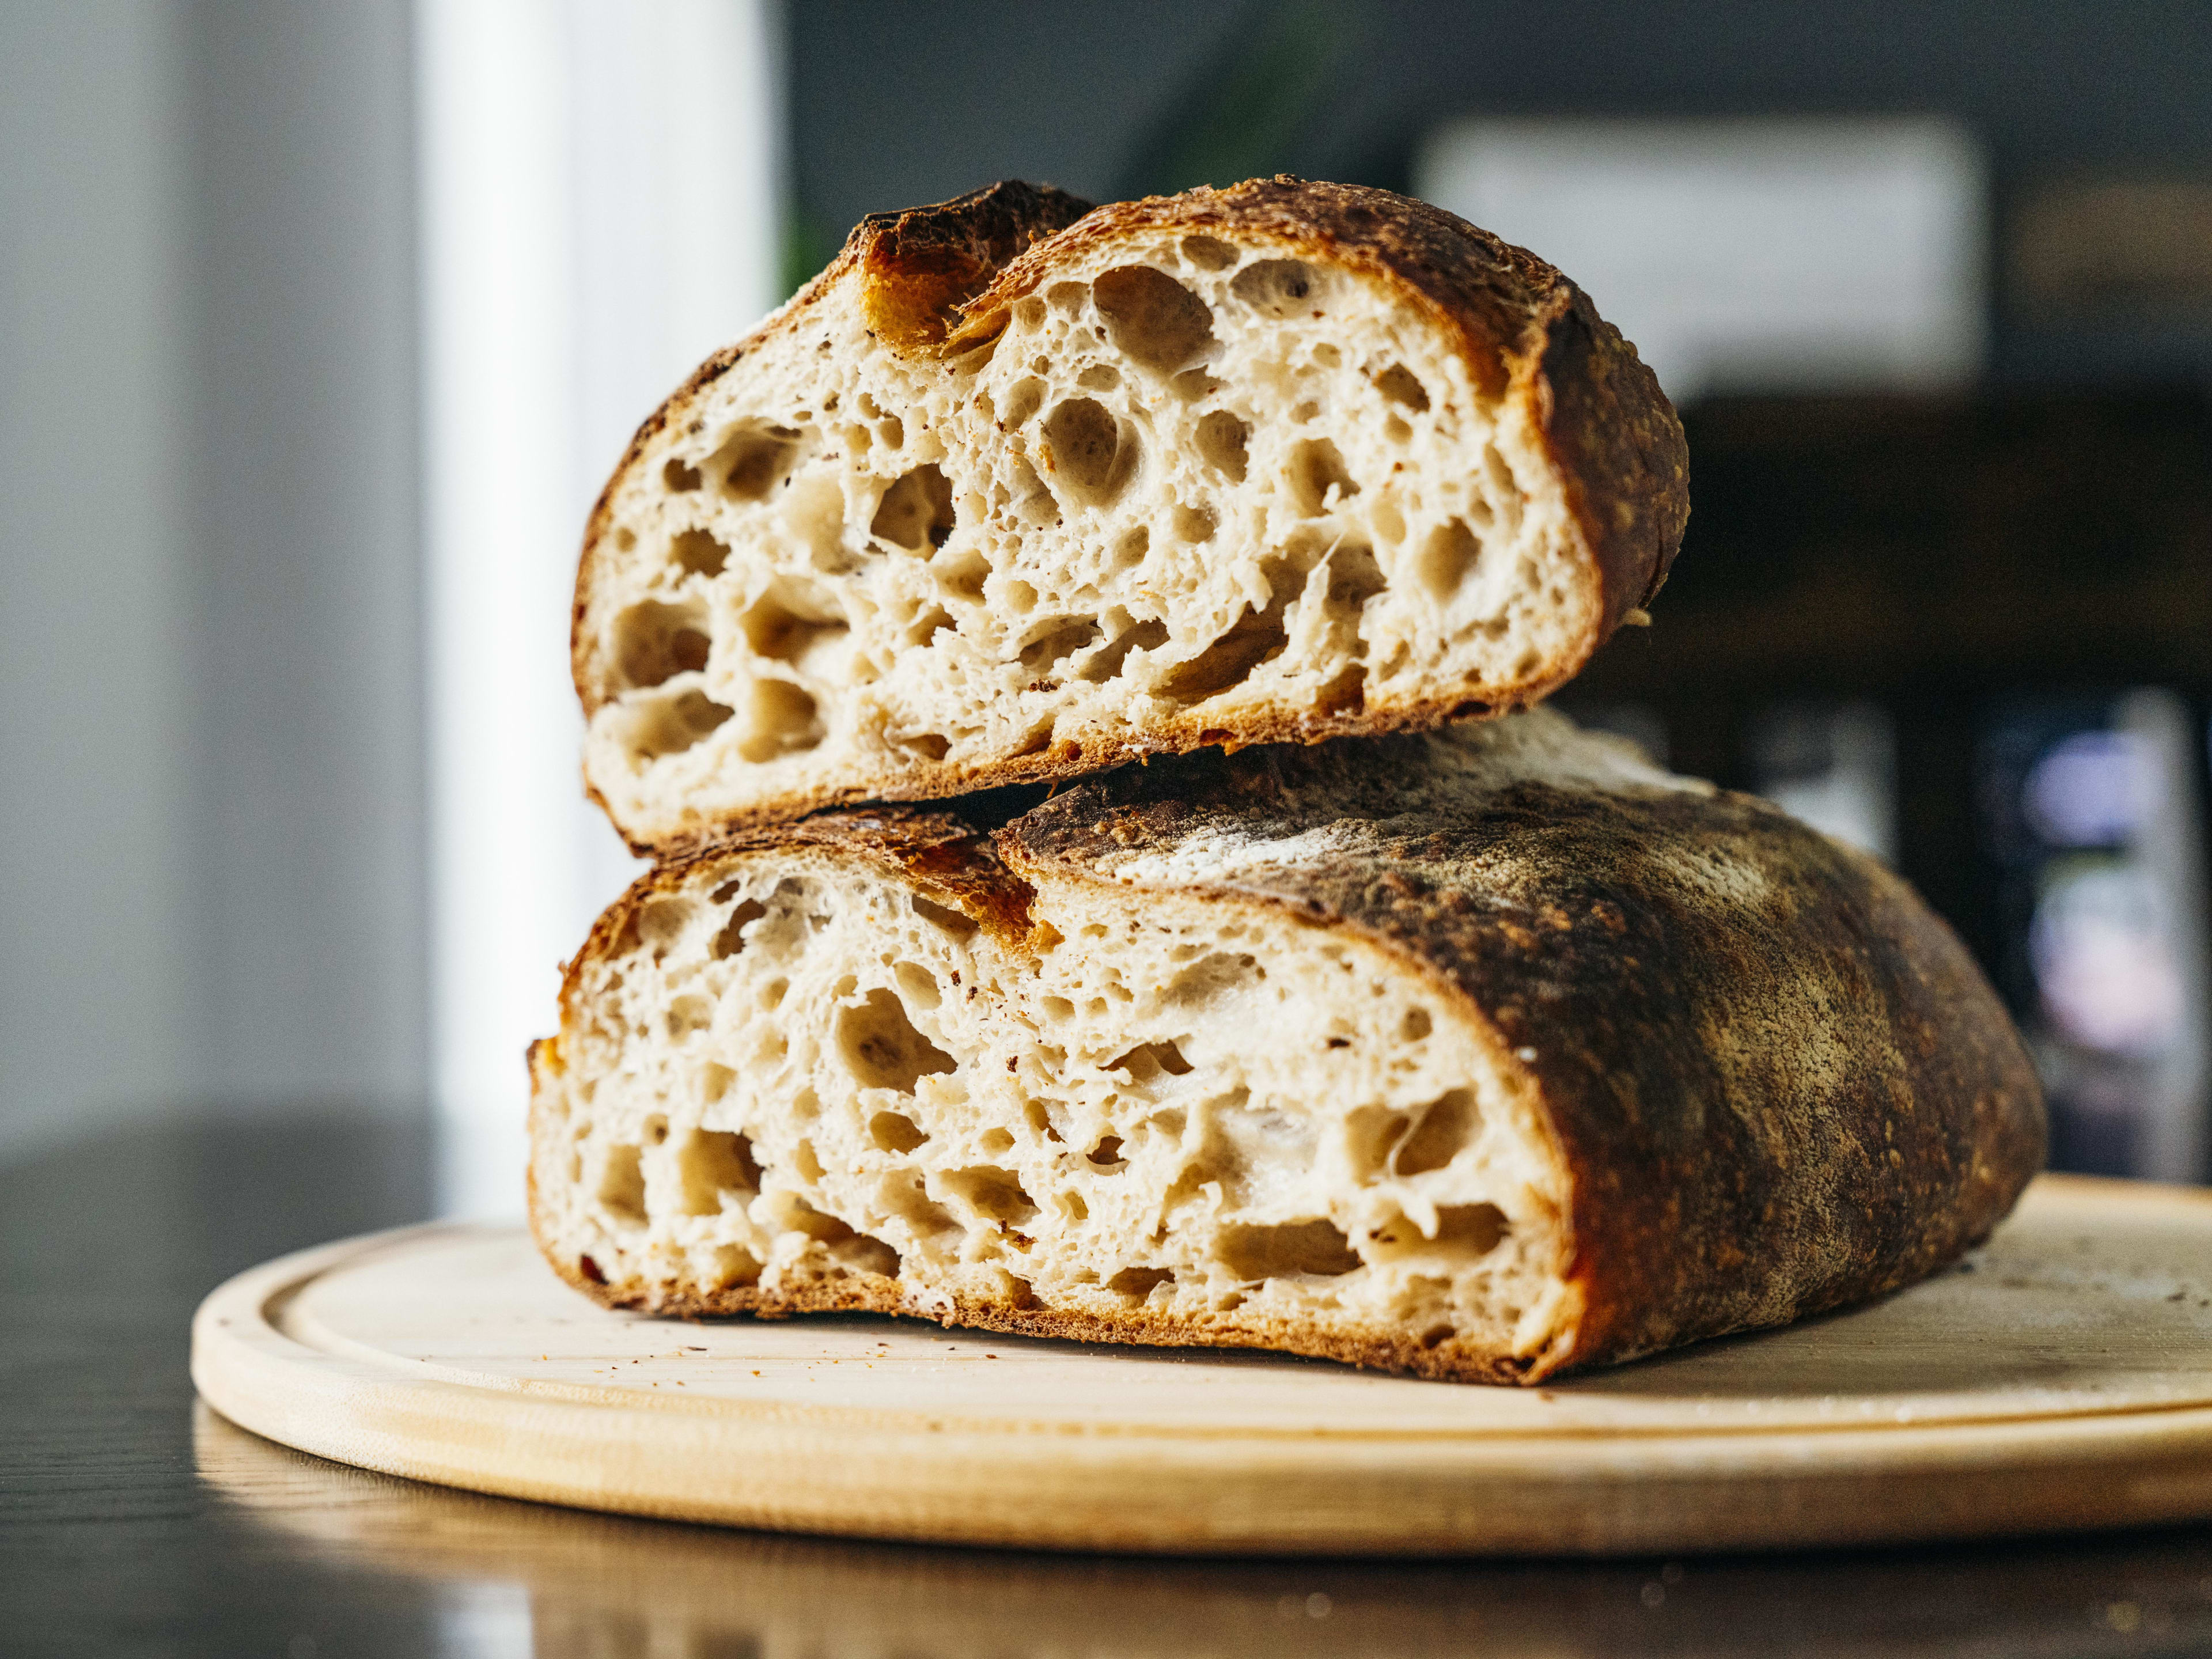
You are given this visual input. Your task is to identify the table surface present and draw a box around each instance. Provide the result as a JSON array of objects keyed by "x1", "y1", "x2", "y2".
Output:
[{"x1": 10, "y1": 1111, "x2": 2212, "y2": 1658}]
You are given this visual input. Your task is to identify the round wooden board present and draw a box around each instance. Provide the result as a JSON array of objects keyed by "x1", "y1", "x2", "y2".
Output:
[{"x1": 192, "y1": 1172, "x2": 2212, "y2": 1556}]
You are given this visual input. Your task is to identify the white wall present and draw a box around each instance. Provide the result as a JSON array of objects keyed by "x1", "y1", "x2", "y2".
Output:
[
  {"x1": 0, "y1": 1, "x2": 196, "y2": 1156},
  {"x1": 0, "y1": 0, "x2": 427, "y2": 1158},
  {"x1": 417, "y1": 0, "x2": 785, "y2": 1217}
]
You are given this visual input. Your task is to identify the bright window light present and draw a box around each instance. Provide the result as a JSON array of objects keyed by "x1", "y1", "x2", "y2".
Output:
[{"x1": 415, "y1": 0, "x2": 783, "y2": 1218}]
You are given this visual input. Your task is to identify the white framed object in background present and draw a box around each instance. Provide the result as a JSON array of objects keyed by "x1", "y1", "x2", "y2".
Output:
[
  {"x1": 416, "y1": 0, "x2": 784, "y2": 1218},
  {"x1": 1416, "y1": 118, "x2": 1986, "y2": 403}
]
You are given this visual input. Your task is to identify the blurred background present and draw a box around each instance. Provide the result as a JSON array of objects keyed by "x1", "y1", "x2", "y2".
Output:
[{"x1": 5, "y1": 0, "x2": 2209, "y2": 1218}]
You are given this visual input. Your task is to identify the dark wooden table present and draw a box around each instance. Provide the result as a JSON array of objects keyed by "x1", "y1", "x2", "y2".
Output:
[{"x1": 8, "y1": 1112, "x2": 2212, "y2": 1657}]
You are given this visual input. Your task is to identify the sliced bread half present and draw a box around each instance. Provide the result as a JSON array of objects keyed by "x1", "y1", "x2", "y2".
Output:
[
  {"x1": 573, "y1": 177, "x2": 1688, "y2": 851},
  {"x1": 528, "y1": 713, "x2": 2041, "y2": 1382}
]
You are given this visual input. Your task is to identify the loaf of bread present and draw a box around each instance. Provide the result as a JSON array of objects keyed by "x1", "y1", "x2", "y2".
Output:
[
  {"x1": 573, "y1": 177, "x2": 1688, "y2": 852},
  {"x1": 528, "y1": 712, "x2": 2043, "y2": 1382}
]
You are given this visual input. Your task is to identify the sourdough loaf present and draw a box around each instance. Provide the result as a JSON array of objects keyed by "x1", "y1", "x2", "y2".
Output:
[
  {"x1": 573, "y1": 177, "x2": 1687, "y2": 852},
  {"x1": 528, "y1": 711, "x2": 2043, "y2": 1382}
]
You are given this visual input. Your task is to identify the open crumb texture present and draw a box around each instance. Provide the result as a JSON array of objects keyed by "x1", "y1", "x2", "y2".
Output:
[
  {"x1": 529, "y1": 712, "x2": 2043, "y2": 1382},
  {"x1": 571, "y1": 177, "x2": 1688, "y2": 851}
]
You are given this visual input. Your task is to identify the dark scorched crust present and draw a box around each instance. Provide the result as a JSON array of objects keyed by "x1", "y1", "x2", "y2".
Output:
[{"x1": 533, "y1": 734, "x2": 2044, "y2": 1381}]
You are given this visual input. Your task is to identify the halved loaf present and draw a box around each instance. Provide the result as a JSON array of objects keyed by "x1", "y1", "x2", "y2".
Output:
[
  {"x1": 574, "y1": 176, "x2": 1688, "y2": 851},
  {"x1": 528, "y1": 712, "x2": 2043, "y2": 1382}
]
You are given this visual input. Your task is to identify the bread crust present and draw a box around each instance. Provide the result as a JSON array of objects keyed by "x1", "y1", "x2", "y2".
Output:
[
  {"x1": 532, "y1": 729, "x2": 2043, "y2": 1380},
  {"x1": 570, "y1": 177, "x2": 1688, "y2": 853}
]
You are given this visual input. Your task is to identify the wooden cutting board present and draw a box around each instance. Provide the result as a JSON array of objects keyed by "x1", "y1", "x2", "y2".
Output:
[{"x1": 191, "y1": 1172, "x2": 2212, "y2": 1556}]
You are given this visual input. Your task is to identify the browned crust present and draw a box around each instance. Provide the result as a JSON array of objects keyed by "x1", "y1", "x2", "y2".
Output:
[
  {"x1": 1002, "y1": 739, "x2": 2046, "y2": 1372},
  {"x1": 532, "y1": 737, "x2": 2044, "y2": 1381},
  {"x1": 535, "y1": 1245, "x2": 1546, "y2": 1387},
  {"x1": 573, "y1": 177, "x2": 1688, "y2": 853}
]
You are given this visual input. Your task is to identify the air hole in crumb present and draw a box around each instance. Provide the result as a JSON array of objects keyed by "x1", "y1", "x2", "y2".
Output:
[
  {"x1": 1327, "y1": 543, "x2": 1385, "y2": 612},
  {"x1": 881, "y1": 1170, "x2": 959, "y2": 1240},
  {"x1": 578, "y1": 1254, "x2": 605, "y2": 1284},
  {"x1": 837, "y1": 987, "x2": 956, "y2": 1093},
  {"x1": 1313, "y1": 343, "x2": 1342, "y2": 369},
  {"x1": 1435, "y1": 1203, "x2": 1508, "y2": 1253},
  {"x1": 1397, "y1": 1088, "x2": 1479, "y2": 1175},
  {"x1": 741, "y1": 582, "x2": 848, "y2": 664},
  {"x1": 1172, "y1": 367, "x2": 1224, "y2": 402},
  {"x1": 941, "y1": 1166, "x2": 1038, "y2": 1225},
  {"x1": 662, "y1": 457, "x2": 703, "y2": 492},
  {"x1": 1374, "y1": 362, "x2": 1431, "y2": 411},
  {"x1": 1287, "y1": 437, "x2": 1358, "y2": 516},
  {"x1": 1416, "y1": 518, "x2": 1482, "y2": 599},
  {"x1": 937, "y1": 550, "x2": 990, "y2": 603},
  {"x1": 1107, "y1": 1266, "x2": 1175, "y2": 1299},
  {"x1": 1172, "y1": 505, "x2": 1215, "y2": 543},
  {"x1": 1218, "y1": 1219, "x2": 1360, "y2": 1279},
  {"x1": 1078, "y1": 363, "x2": 1120, "y2": 391},
  {"x1": 1194, "y1": 410, "x2": 1249, "y2": 481},
  {"x1": 1180, "y1": 234, "x2": 1236, "y2": 270},
  {"x1": 1419, "y1": 1321, "x2": 1455, "y2": 1349},
  {"x1": 1078, "y1": 618, "x2": 1168, "y2": 683},
  {"x1": 634, "y1": 895, "x2": 694, "y2": 960},
  {"x1": 907, "y1": 605, "x2": 955, "y2": 646},
  {"x1": 711, "y1": 899, "x2": 767, "y2": 960},
  {"x1": 666, "y1": 994, "x2": 712, "y2": 1037},
  {"x1": 870, "y1": 1110, "x2": 928, "y2": 1153},
  {"x1": 711, "y1": 1245, "x2": 763, "y2": 1289},
  {"x1": 700, "y1": 1062, "x2": 734, "y2": 1103},
  {"x1": 1060, "y1": 1191, "x2": 1089, "y2": 1221},
  {"x1": 598, "y1": 1145, "x2": 646, "y2": 1225},
  {"x1": 1165, "y1": 951, "x2": 1261, "y2": 1006},
  {"x1": 613, "y1": 528, "x2": 637, "y2": 552},
  {"x1": 629, "y1": 689, "x2": 734, "y2": 761},
  {"x1": 793, "y1": 1139, "x2": 824, "y2": 1181},
  {"x1": 1041, "y1": 397, "x2": 1134, "y2": 506},
  {"x1": 1317, "y1": 664, "x2": 1366, "y2": 716},
  {"x1": 734, "y1": 679, "x2": 823, "y2": 763},
  {"x1": 870, "y1": 463, "x2": 955, "y2": 551},
  {"x1": 613, "y1": 600, "x2": 711, "y2": 689},
  {"x1": 1230, "y1": 257, "x2": 1324, "y2": 317},
  {"x1": 893, "y1": 961, "x2": 941, "y2": 1010},
  {"x1": 711, "y1": 423, "x2": 800, "y2": 500},
  {"x1": 1019, "y1": 616, "x2": 1101, "y2": 673},
  {"x1": 900, "y1": 732, "x2": 952, "y2": 763},
  {"x1": 1002, "y1": 377, "x2": 1045, "y2": 427},
  {"x1": 645, "y1": 1114, "x2": 668, "y2": 1145},
  {"x1": 677, "y1": 1129, "x2": 762, "y2": 1215},
  {"x1": 1157, "y1": 604, "x2": 1287, "y2": 704},
  {"x1": 1046, "y1": 280, "x2": 1089, "y2": 312},
  {"x1": 783, "y1": 1194, "x2": 851, "y2": 1241},
  {"x1": 912, "y1": 895, "x2": 977, "y2": 940},
  {"x1": 667, "y1": 528, "x2": 730, "y2": 578},
  {"x1": 1108, "y1": 1040, "x2": 1193, "y2": 1081},
  {"x1": 1402, "y1": 1006, "x2": 1433, "y2": 1041},
  {"x1": 1112, "y1": 525, "x2": 1149, "y2": 569},
  {"x1": 1086, "y1": 1134, "x2": 1127, "y2": 1169},
  {"x1": 1093, "y1": 265, "x2": 1215, "y2": 373},
  {"x1": 834, "y1": 1232, "x2": 902, "y2": 1277},
  {"x1": 979, "y1": 1127, "x2": 1015, "y2": 1155}
]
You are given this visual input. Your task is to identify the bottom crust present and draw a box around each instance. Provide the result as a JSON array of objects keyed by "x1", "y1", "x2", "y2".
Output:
[{"x1": 551, "y1": 1253, "x2": 1549, "y2": 1387}]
